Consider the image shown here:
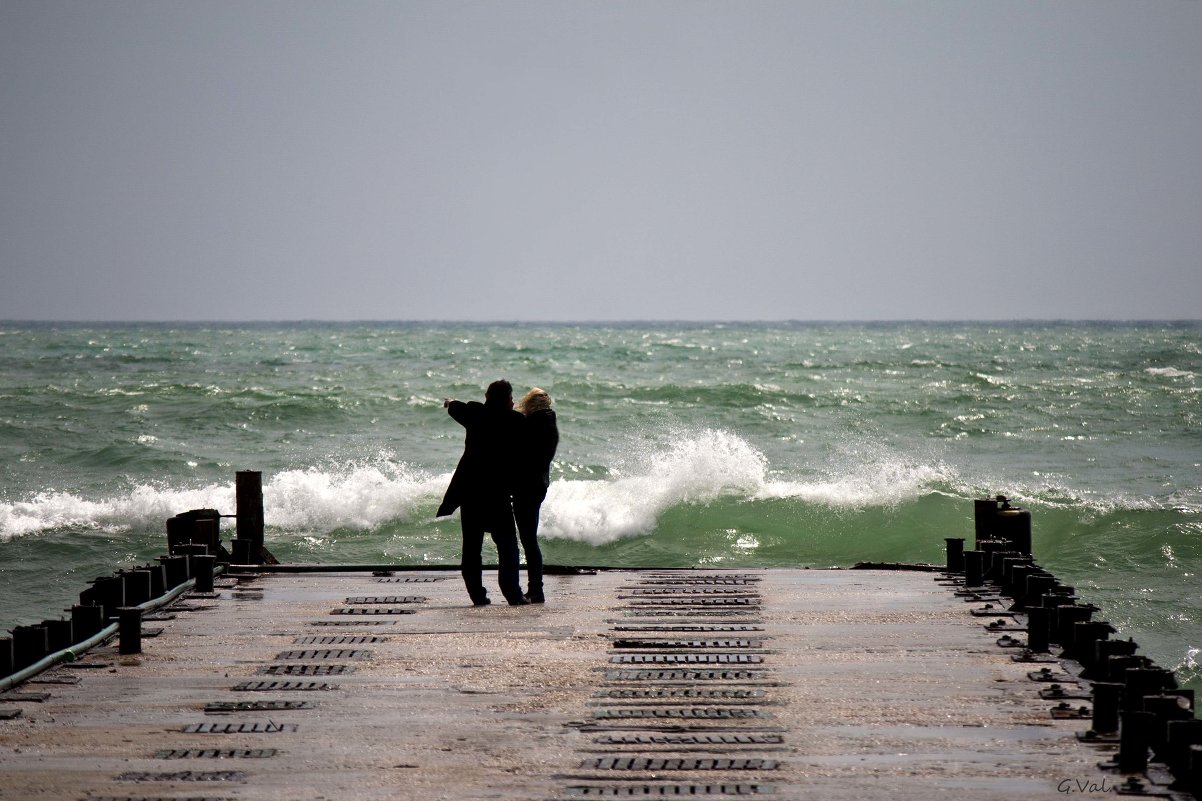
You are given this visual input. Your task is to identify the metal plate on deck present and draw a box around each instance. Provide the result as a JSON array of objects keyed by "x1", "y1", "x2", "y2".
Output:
[
  {"x1": 294, "y1": 635, "x2": 385, "y2": 645},
  {"x1": 329, "y1": 607, "x2": 416, "y2": 616},
  {"x1": 612, "y1": 639, "x2": 762, "y2": 650},
  {"x1": 627, "y1": 598, "x2": 759, "y2": 607},
  {"x1": 257, "y1": 664, "x2": 353, "y2": 676},
  {"x1": 604, "y1": 670, "x2": 767, "y2": 681},
  {"x1": 155, "y1": 748, "x2": 278, "y2": 759},
  {"x1": 115, "y1": 770, "x2": 248, "y2": 782},
  {"x1": 307, "y1": 619, "x2": 397, "y2": 626},
  {"x1": 182, "y1": 722, "x2": 298, "y2": 734},
  {"x1": 595, "y1": 688, "x2": 765, "y2": 700},
  {"x1": 592, "y1": 708, "x2": 769, "y2": 720},
  {"x1": 610, "y1": 654, "x2": 764, "y2": 664},
  {"x1": 561, "y1": 783, "x2": 771, "y2": 796},
  {"x1": 636, "y1": 579, "x2": 760, "y2": 586},
  {"x1": 90, "y1": 796, "x2": 235, "y2": 801},
  {"x1": 274, "y1": 649, "x2": 369, "y2": 660},
  {"x1": 583, "y1": 757, "x2": 780, "y2": 771},
  {"x1": 205, "y1": 700, "x2": 314, "y2": 713},
  {"x1": 612, "y1": 625, "x2": 764, "y2": 633},
  {"x1": 377, "y1": 576, "x2": 448, "y2": 583},
  {"x1": 593, "y1": 733, "x2": 783, "y2": 746},
  {"x1": 344, "y1": 596, "x2": 426, "y2": 604},
  {"x1": 28, "y1": 674, "x2": 81, "y2": 684},
  {"x1": 624, "y1": 588, "x2": 761, "y2": 595},
  {"x1": 622, "y1": 610, "x2": 755, "y2": 618},
  {"x1": 231, "y1": 680, "x2": 337, "y2": 691}
]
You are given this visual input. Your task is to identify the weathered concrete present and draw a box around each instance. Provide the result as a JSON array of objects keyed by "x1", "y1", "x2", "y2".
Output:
[{"x1": 0, "y1": 569, "x2": 1135, "y2": 800}]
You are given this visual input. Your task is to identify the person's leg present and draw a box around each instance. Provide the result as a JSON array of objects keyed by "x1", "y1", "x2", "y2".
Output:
[
  {"x1": 514, "y1": 493, "x2": 545, "y2": 602},
  {"x1": 487, "y1": 502, "x2": 525, "y2": 604},
  {"x1": 458, "y1": 505, "x2": 489, "y2": 605}
]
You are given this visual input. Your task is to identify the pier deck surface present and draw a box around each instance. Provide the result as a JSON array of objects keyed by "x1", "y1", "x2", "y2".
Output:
[{"x1": 1, "y1": 568, "x2": 1120, "y2": 800}]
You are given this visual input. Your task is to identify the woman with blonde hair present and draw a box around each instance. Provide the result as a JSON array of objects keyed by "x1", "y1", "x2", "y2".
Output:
[{"x1": 514, "y1": 387, "x2": 558, "y2": 603}]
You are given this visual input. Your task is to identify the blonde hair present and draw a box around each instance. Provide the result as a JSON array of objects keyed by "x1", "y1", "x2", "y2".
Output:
[{"x1": 516, "y1": 387, "x2": 552, "y2": 414}]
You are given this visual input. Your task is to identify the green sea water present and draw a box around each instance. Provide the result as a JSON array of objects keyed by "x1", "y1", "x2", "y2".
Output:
[{"x1": 1, "y1": 321, "x2": 1199, "y2": 689}]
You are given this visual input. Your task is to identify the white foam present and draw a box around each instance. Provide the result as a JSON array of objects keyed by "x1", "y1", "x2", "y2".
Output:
[
  {"x1": 0, "y1": 457, "x2": 445, "y2": 542},
  {"x1": 1145, "y1": 367, "x2": 1195, "y2": 380},
  {"x1": 539, "y1": 429, "x2": 767, "y2": 545},
  {"x1": 0, "y1": 483, "x2": 234, "y2": 541},
  {"x1": 265, "y1": 461, "x2": 446, "y2": 531},
  {"x1": 539, "y1": 429, "x2": 950, "y2": 545}
]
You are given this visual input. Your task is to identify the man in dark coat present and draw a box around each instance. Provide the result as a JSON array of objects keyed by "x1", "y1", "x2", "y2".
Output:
[{"x1": 437, "y1": 379, "x2": 528, "y2": 606}]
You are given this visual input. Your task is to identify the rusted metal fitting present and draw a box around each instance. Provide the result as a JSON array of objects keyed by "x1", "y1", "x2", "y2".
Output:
[
  {"x1": 1026, "y1": 606, "x2": 1052, "y2": 653},
  {"x1": 944, "y1": 537, "x2": 965, "y2": 573},
  {"x1": 71, "y1": 604, "x2": 105, "y2": 641},
  {"x1": 118, "y1": 606, "x2": 142, "y2": 655}
]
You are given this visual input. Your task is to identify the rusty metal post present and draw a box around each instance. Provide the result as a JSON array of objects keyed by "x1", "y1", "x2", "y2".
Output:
[
  {"x1": 121, "y1": 569, "x2": 152, "y2": 607},
  {"x1": 231, "y1": 537, "x2": 254, "y2": 565},
  {"x1": 158, "y1": 555, "x2": 188, "y2": 589},
  {"x1": 11, "y1": 625, "x2": 49, "y2": 671},
  {"x1": 973, "y1": 497, "x2": 1001, "y2": 548},
  {"x1": 996, "y1": 507, "x2": 1032, "y2": 555},
  {"x1": 193, "y1": 554, "x2": 215, "y2": 593},
  {"x1": 141, "y1": 562, "x2": 166, "y2": 598},
  {"x1": 963, "y1": 550, "x2": 984, "y2": 587},
  {"x1": 72, "y1": 604, "x2": 105, "y2": 641},
  {"x1": 1119, "y1": 710, "x2": 1153, "y2": 773},
  {"x1": 41, "y1": 619, "x2": 73, "y2": 652},
  {"x1": 944, "y1": 538, "x2": 964, "y2": 573},
  {"x1": 1090, "y1": 682, "x2": 1123, "y2": 735},
  {"x1": 118, "y1": 607, "x2": 142, "y2": 655},
  {"x1": 236, "y1": 470, "x2": 265, "y2": 560},
  {"x1": 1026, "y1": 606, "x2": 1052, "y2": 653}
]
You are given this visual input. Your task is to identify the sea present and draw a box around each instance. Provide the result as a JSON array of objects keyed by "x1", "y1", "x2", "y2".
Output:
[{"x1": 1, "y1": 321, "x2": 1199, "y2": 693}]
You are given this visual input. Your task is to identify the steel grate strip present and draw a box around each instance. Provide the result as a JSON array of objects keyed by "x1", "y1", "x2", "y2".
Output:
[
  {"x1": 592, "y1": 708, "x2": 769, "y2": 720},
  {"x1": 330, "y1": 607, "x2": 416, "y2": 616},
  {"x1": 610, "y1": 654, "x2": 764, "y2": 664},
  {"x1": 205, "y1": 700, "x2": 314, "y2": 713},
  {"x1": 611, "y1": 640, "x2": 762, "y2": 650},
  {"x1": 294, "y1": 635, "x2": 385, "y2": 645},
  {"x1": 115, "y1": 770, "x2": 248, "y2": 782},
  {"x1": 183, "y1": 722, "x2": 298, "y2": 734},
  {"x1": 583, "y1": 757, "x2": 780, "y2": 771},
  {"x1": 593, "y1": 734, "x2": 784, "y2": 746},
  {"x1": 344, "y1": 595, "x2": 426, "y2": 604},
  {"x1": 308, "y1": 619, "x2": 397, "y2": 626},
  {"x1": 561, "y1": 783, "x2": 770, "y2": 796},
  {"x1": 257, "y1": 664, "x2": 353, "y2": 676},
  {"x1": 612, "y1": 625, "x2": 764, "y2": 633},
  {"x1": 155, "y1": 748, "x2": 277, "y2": 759},
  {"x1": 595, "y1": 688, "x2": 765, "y2": 700},
  {"x1": 604, "y1": 670, "x2": 767, "y2": 681},
  {"x1": 231, "y1": 680, "x2": 337, "y2": 691},
  {"x1": 274, "y1": 649, "x2": 369, "y2": 660}
]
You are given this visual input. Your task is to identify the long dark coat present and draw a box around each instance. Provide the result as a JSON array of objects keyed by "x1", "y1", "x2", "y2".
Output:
[
  {"x1": 436, "y1": 400, "x2": 525, "y2": 517},
  {"x1": 516, "y1": 408, "x2": 558, "y2": 502}
]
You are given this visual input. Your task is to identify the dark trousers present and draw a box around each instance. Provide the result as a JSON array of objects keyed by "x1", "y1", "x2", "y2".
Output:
[
  {"x1": 514, "y1": 490, "x2": 546, "y2": 593},
  {"x1": 459, "y1": 501, "x2": 522, "y2": 603}
]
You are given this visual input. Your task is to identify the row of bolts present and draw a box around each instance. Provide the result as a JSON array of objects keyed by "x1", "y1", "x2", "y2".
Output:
[{"x1": 951, "y1": 497, "x2": 1199, "y2": 794}]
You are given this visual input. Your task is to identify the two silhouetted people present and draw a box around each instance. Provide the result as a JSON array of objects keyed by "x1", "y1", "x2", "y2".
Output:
[{"x1": 437, "y1": 379, "x2": 558, "y2": 606}]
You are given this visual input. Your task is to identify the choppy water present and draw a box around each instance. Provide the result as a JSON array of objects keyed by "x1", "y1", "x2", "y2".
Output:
[{"x1": 1, "y1": 321, "x2": 1199, "y2": 690}]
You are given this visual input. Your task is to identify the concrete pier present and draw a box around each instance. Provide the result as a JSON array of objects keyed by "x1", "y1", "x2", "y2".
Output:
[{"x1": 0, "y1": 568, "x2": 1144, "y2": 800}]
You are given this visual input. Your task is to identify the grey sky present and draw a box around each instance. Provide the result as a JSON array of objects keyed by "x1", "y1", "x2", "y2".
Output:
[{"x1": 2, "y1": 1, "x2": 1200, "y2": 321}]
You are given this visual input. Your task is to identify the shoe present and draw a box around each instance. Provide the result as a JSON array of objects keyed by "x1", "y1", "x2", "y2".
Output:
[
  {"x1": 471, "y1": 597, "x2": 491, "y2": 607},
  {"x1": 524, "y1": 591, "x2": 545, "y2": 604},
  {"x1": 506, "y1": 596, "x2": 530, "y2": 606}
]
